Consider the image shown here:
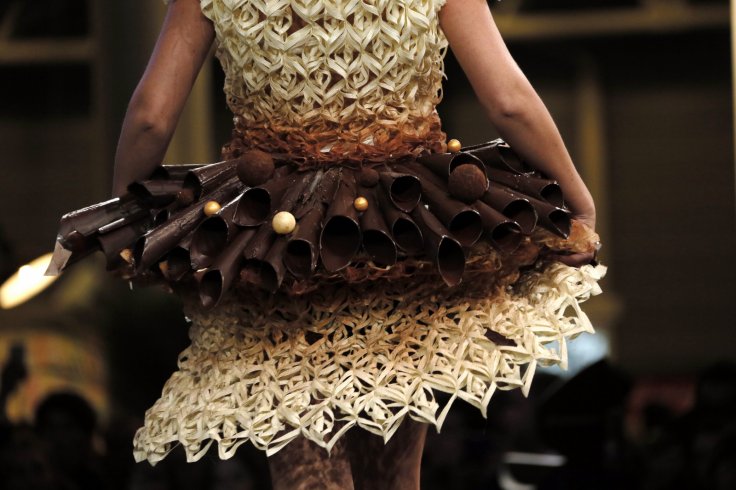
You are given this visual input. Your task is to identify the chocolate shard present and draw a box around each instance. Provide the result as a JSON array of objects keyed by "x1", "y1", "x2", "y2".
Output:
[
  {"x1": 396, "y1": 163, "x2": 482, "y2": 247},
  {"x1": 417, "y1": 151, "x2": 487, "y2": 181},
  {"x1": 189, "y1": 192, "x2": 243, "y2": 270},
  {"x1": 150, "y1": 164, "x2": 205, "y2": 181},
  {"x1": 183, "y1": 160, "x2": 239, "y2": 199},
  {"x1": 97, "y1": 218, "x2": 153, "y2": 270},
  {"x1": 199, "y1": 228, "x2": 257, "y2": 308},
  {"x1": 320, "y1": 170, "x2": 362, "y2": 273},
  {"x1": 127, "y1": 179, "x2": 185, "y2": 208},
  {"x1": 411, "y1": 204, "x2": 466, "y2": 287},
  {"x1": 233, "y1": 165, "x2": 295, "y2": 226},
  {"x1": 134, "y1": 176, "x2": 242, "y2": 272},
  {"x1": 486, "y1": 168, "x2": 564, "y2": 208},
  {"x1": 378, "y1": 171, "x2": 422, "y2": 213},
  {"x1": 462, "y1": 139, "x2": 530, "y2": 174},
  {"x1": 472, "y1": 201, "x2": 523, "y2": 254},
  {"x1": 375, "y1": 185, "x2": 423, "y2": 255},
  {"x1": 358, "y1": 186, "x2": 397, "y2": 267},
  {"x1": 481, "y1": 185, "x2": 538, "y2": 235}
]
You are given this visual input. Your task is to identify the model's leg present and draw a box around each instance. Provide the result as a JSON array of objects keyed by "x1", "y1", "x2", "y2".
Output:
[
  {"x1": 268, "y1": 436, "x2": 354, "y2": 490},
  {"x1": 347, "y1": 420, "x2": 428, "y2": 490}
]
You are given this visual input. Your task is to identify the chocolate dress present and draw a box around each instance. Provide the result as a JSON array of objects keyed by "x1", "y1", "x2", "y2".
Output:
[{"x1": 49, "y1": 0, "x2": 606, "y2": 463}]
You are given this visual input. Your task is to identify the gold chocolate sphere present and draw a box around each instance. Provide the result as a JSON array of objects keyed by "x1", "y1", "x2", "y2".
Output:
[
  {"x1": 447, "y1": 138, "x2": 462, "y2": 153},
  {"x1": 272, "y1": 211, "x2": 296, "y2": 234},
  {"x1": 354, "y1": 196, "x2": 369, "y2": 211},
  {"x1": 203, "y1": 200, "x2": 221, "y2": 216}
]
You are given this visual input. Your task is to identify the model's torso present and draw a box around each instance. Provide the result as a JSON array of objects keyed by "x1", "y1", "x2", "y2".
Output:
[{"x1": 200, "y1": 0, "x2": 448, "y2": 162}]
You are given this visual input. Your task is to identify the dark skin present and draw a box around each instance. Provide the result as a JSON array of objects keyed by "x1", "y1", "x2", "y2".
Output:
[{"x1": 113, "y1": 0, "x2": 598, "y2": 487}]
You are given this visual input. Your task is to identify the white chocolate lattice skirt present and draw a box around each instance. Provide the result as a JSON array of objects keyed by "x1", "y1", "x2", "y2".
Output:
[{"x1": 133, "y1": 262, "x2": 605, "y2": 464}]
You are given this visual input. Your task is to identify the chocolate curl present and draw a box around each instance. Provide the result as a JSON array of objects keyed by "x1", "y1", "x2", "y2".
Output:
[
  {"x1": 183, "y1": 160, "x2": 239, "y2": 199},
  {"x1": 486, "y1": 168, "x2": 564, "y2": 208},
  {"x1": 127, "y1": 179, "x2": 184, "y2": 208},
  {"x1": 233, "y1": 166, "x2": 295, "y2": 226},
  {"x1": 378, "y1": 171, "x2": 422, "y2": 213},
  {"x1": 319, "y1": 170, "x2": 362, "y2": 272},
  {"x1": 189, "y1": 193, "x2": 243, "y2": 270},
  {"x1": 57, "y1": 195, "x2": 147, "y2": 250},
  {"x1": 397, "y1": 163, "x2": 482, "y2": 247},
  {"x1": 285, "y1": 169, "x2": 340, "y2": 277},
  {"x1": 150, "y1": 164, "x2": 204, "y2": 180},
  {"x1": 525, "y1": 195, "x2": 571, "y2": 238},
  {"x1": 375, "y1": 188, "x2": 423, "y2": 255},
  {"x1": 199, "y1": 228, "x2": 257, "y2": 308},
  {"x1": 481, "y1": 185, "x2": 538, "y2": 235},
  {"x1": 463, "y1": 139, "x2": 529, "y2": 174},
  {"x1": 97, "y1": 218, "x2": 152, "y2": 270},
  {"x1": 165, "y1": 234, "x2": 194, "y2": 282},
  {"x1": 359, "y1": 187, "x2": 397, "y2": 266},
  {"x1": 472, "y1": 201, "x2": 522, "y2": 254},
  {"x1": 134, "y1": 176, "x2": 242, "y2": 272},
  {"x1": 411, "y1": 205, "x2": 465, "y2": 287},
  {"x1": 417, "y1": 151, "x2": 487, "y2": 181}
]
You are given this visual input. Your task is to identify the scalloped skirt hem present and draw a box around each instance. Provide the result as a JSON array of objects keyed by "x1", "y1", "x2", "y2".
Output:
[{"x1": 132, "y1": 261, "x2": 606, "y2": 464}]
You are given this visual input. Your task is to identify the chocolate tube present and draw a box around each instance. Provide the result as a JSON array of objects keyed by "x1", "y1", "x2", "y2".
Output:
[
  {"x1": 486, "y1": 168, "x2": 564, "y2": 208},
  {"x1": 127, "y1": 179, "x2": 184, "y2": 207},
  {"x1": 320, "y1": 170, "x2": 362, "y2": 272},
  {"x1": 359, "y1": 186, "x2": 397, "y2": 266},
  {"x1": 97, "y1": 218, "x2": 152, "y2": 270},
  {"x1": 58, "y1": 195, "x2": 147, "y2": 246},
  {"x1": 199, "y1": 228, "x2": 256, "y2": 308},
  {"x1": 151, "y1": 164, "x2": 204, "y2": 180},
  {"x1": 375, "y1": 187, "x2": 423, "y2": 254},
  {"x1": 417, "y1": 152, "x2": 486, "y2": 180},
  {"x1": 411, "y1": 205, "x2": 465, "y2": 287},
  {"x1": 463, "y1": 139, "x2": 529, "y2": 174},
  {"x1": 233, "y1": 166, "x2": 295, "y2": 226},
  {"x1": 472, "y1": 201, "x2": 522, "y2": 254},
  {"x1": 134, "y1": 176, "x2": 242, "y2": 272},
  {"x1": 525, "y1": 195, "x2": 571, "y2": 238},
  {"x1": 183, "y1": 160, "x2": 239, "y2": 199},
  {"x1": 481, "y1": 185, "x2": 538, "y2": 235},
  {"x1": 45, "y1": 240, "x2": 92, "y2": 276},
  {"x1": 189, "y1": 193, "x2": 242, "y2": 269},
  {"x1": 284, "y1": 169, "x2": 340, "y2": 277},
  {"x1": 378, "y1": 171, "x2": 421, "y2": 213},
  {"x1": 166, "y1": 234, "x2": 194, "y2": 282},
  {"x1": 243, "y1": 236, "x2": 288, "y2": 292}
]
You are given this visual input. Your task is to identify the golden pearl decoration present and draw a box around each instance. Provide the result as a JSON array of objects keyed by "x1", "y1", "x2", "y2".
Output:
[
  {"x1": 272, "y1": 211, "x2": 296, "y2": 234},
  {"x1": 447, "y1": 138, "x2": 462, "y2": 153},
  {"x1": 203, "y1": 200, "x2": 222, "y2": 216},
  {"x1": 353, "y1": 196, "x2": 369, "y2": 211}
]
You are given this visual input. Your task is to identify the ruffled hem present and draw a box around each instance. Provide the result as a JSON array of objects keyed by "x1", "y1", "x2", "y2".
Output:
[{"x1": 133, "y1": 261, "x2": 606, "y2": 464}]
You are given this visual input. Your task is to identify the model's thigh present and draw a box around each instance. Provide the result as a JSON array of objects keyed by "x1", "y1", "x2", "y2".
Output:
[{"x1": 268, "y1": 436, "x2": 354, "y2": 490}]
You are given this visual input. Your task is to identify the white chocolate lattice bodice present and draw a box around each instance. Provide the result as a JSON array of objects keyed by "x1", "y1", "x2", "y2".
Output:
[{"x1": 198, "y1": 0, "x2": 449, "y2": 163}]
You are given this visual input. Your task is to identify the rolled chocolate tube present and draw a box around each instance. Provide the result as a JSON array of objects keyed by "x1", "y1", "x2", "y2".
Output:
[
  {"x1": 97, "y1": 218, "x2": 152, "y2": 270},
  {"x1": 481, "y1": 185, "x2": 538, "y2": 235},
  {"x1": 411, "y1": 205, "x2": 465, "y2": 287},
  {"x1": 166, "y1": 234, "x2": 194, "y2": 282},
  {"x1": 525, "y1": 195, "x2": 571, "y2": 238},
  {"x1": 58, "y1": 195, "x2": 147, "y2": 246},
  {"x1": 150, "y1": 164, "x2": 204, "y2": 180},
  {"x1": 45, "y1": 240, "x2": 93, "y2": 276},
  {"x1": 233, "y1": 166, "x2": 296, "y2": 226},
  {"x1": 463, "y1": 139, "x2": 529, "y2": 174},
  {"x1": 183, "y1": 160, "x2": 239, "y2": 199},
  {"x1": 320, "y1": 170, "x2": 362, "y2": 272},
  {"x1": 472, "y1": 201, "x2": 522, "y2": 254},
  {"x1": 486, "y1": 168, "x2": 564, "y2": 208},
  {"x1": 242, "y1": 236, "x2": 288, "y2": 292},
  {"x1": 375, "y1": 187, "x2": 423, "y2": 255},
  {"x1": 134, "y1": 176, "x2": 242, "y2": 272},
  {"x1": 284, "y1": 169, "x2": 340, "y2": 277},
  {"x1": 189, "y1": 193, "x2": 242, "y2": 270},
  {"x1": 127, "y1": 179, "x2": 184, "y2": 208},
  {"x1": 199, "y1": 228, "x2": 257, "y2": 308},
  {"x1": 378, "y1": 171, "x2": 421, "y2": 213},
  {"x1": 417, "y1": 151, "x2": 487, "y2": 180},
  {"x1": 359, "y1": 187, "x2": 397, "y2": 266}
]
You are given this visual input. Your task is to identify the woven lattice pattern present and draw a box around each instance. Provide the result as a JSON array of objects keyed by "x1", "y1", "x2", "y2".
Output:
[
  {"x1": 133, "y1": 262, "x2": 606, "y2": 463},
  {"x1": 198, "y1": 0, "x2": 448, "y2": 162}
]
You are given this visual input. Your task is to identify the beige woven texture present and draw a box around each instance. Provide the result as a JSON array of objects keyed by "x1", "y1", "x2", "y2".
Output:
[
  {"x1": 200, "y1": 0, "x2": 448, "y2": 161},
  {"x1": 133, "y1": 262, "x2": 606, "y2": 463}
]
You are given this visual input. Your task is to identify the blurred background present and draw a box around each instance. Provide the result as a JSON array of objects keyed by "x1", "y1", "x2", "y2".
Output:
[{"x1": 0, "y1": 0, "x2": 734, "y2": 488}]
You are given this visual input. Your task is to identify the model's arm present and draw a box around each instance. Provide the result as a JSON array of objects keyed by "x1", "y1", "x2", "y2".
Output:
[
  {"x1": 440, "y1": 0, "x2": 596, "y2": 265},
  {"x1": 112, "y1": 0, "x2": 215, "y2": 197}
]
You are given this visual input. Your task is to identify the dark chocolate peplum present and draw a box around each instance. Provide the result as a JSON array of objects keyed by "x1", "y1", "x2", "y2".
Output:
[{"x1": 49, "y1": 140, "x2": 575, "y2": 306}]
